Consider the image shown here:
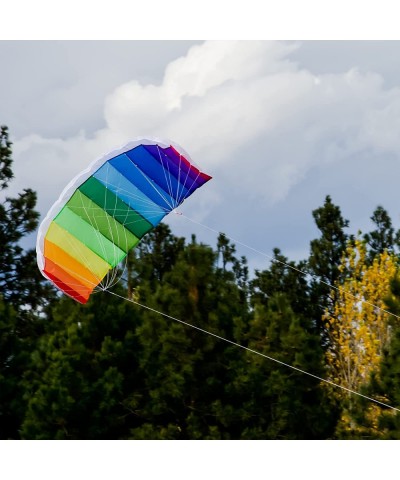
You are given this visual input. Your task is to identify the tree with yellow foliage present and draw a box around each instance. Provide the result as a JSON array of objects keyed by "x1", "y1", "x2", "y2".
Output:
[{"x1": 323, "y1": 239, "x2": 398, "y2": 436}]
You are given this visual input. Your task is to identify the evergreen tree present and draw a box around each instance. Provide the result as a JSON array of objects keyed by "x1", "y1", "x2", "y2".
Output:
[
  {"x1": 0, "y1": 126, "x2": 13, "y2": 189},
  {"x1": 251, "y1": 248, "x2": 312, "y2": 320},
  {"x1": 20, "y1": 228, "x2": 244, "y2": 439},
  {"x1": 128, "y1": 236, "x2": 243, "y2": 439},
  {"x1": 0, "y1": 125, "x2": 54, "y2": 310},
  {"x1": 20, "y1": 287, "x2": 146, "y2": 439},
  {"x1": 217, "y1": 232, "x2": 236, "y2": 272},
  {"x1": 308, "y1": 195, "x2": 350, "y2": 340},
  {"x1": 126, "y1": 223, "x2": 185, "y2": 294},
  {"x1": 0, "y1": 295, "x2": 21, "y2": 438},
  {"x1": 3, "y1": 126, "x2": 376, "y2": 438},
  {"x1": 17, "y1": 218, "x2": 343, "y2": 439},
  {"x1": 0, "y1": 125, "x2": 56, "y2": 438},
  {"x1": 226, "y1": 293, "x2": 337, "y2": 439},
  {"x1": 364, "y1": 205, "x2": 395, "y2": 261}
]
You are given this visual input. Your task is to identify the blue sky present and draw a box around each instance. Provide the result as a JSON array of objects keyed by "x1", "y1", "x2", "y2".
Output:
[{"x1": 2, "y1": 40, "x2": 400, "y2": 271}]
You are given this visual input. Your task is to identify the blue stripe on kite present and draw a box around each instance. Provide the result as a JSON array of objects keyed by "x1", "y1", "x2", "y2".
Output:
[
  {"x1": 109, "y1": 153, "x2": 175, "y2": 211},
  {"x1": 143, "y1": 145, "x2": 181, "y2": 182},
  {"x1": 125, "y1": 145, "x2": 189, "y2": 202},
  {"x1": 93, "y1": 163, "x2": 167, "y2": 226}
]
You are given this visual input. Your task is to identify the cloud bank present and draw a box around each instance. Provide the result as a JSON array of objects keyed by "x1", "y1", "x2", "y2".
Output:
[{"x1": 8, "y1": 40, "x2": 400, "y2": 261}]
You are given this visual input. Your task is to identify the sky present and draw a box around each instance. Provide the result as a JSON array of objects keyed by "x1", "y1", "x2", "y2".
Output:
[{"x1": 3, "y1": 40, "x2": 400, "y2": 273}]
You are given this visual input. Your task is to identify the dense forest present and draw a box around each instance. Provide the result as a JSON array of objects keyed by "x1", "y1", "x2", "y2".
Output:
[{"x1": 2, "y1": 124, "x2": 400, "y2": 440}]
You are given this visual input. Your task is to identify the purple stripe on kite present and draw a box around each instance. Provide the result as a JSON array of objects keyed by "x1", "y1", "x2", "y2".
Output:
[
  {"x1": 158, "y1": 146, "x2": 209, "y2": 196},
  {"x1": 163, "y1": 146, "x2": 212, "y2": 185},
  {"x1": 143, "y1": 145, "x2": 181, "y2": 181},
  {"x1": 143, "y1": 145, "x2": 201, "y2": 196},
  {"x1": 161, "y1": 146, "x2": 199, "y2": 183}
]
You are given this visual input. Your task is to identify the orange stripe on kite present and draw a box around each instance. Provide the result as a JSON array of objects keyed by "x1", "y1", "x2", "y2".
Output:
[
  {"x1": 44, "y1": 239, "x2": 102, "y2": 291},
  {"x1": 44, "y1": 257, "x2": 92, "y2": 303}
]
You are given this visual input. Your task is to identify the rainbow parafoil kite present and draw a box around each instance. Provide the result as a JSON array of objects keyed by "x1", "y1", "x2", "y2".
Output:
[{"x1": 36, "y1": 138, "x2": 211, "y2": 304}]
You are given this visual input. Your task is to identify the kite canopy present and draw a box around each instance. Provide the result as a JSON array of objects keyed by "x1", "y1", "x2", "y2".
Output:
[{"x1": 36, "y1": 138, "x2": 211, "y2": 304}]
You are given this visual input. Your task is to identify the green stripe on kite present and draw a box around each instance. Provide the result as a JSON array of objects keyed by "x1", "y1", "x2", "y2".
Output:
[
  {"x1": 79, "y1": 176, "x2": 153, "y2": 239},
  {"x1": 54, "y1": 206, "x2": 126, "y2": 267},
  {"x1": 66, "y1": 190, "x2": 140, "y2": 253}
]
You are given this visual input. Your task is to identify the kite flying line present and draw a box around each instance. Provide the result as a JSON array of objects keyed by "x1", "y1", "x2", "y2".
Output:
[
  {"x1": 105, "y1": 288, "x2": 400, "y2": 413},
  {"x1": 181, "y1": 213, "x2": 400, "y2": 324},
  {"x1": 104, "y1": 210, "x2": 400, "y2": 413},
  {"x1": 35, "y1": 135, "x2": 400, "y2": 414},
  {"x1": 112, "y1": 209, "x2": 400, "y2": 413}
]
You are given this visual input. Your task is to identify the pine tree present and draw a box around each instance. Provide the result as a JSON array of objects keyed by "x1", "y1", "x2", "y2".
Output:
[
  {"x1": 217, "y1": 233, "x2": 236, "y2": 272},
  {"x1": 20, "y1": 287, "x2": 146, "y2": 439},
  {"x1": 0, "y1": 126, "x2": 13, "y2": 189},
  {"x1": 0, "y1": 295, "x2": 21, "y2": 438},
  {"x1": 129, "y1": 237, "x2": 236, "y2": 439},
  {"x1": 0, "y1": 125, "x2": 54, "y2": 310},
  {"x1": 20, "y1": 228, "x2": 248, "y2": 439},
  {"x1": 126, "y1": 223, "x2": 185, "y2": 294},
  {"x1": 251, "y1": 248, "x2": 312, "y2": 319},
  {"x1": 225, "y1": 293, "x2": 337, "y2": 439},
  {"x1": 364, "y1": 206, "x2": 395, "y2": 261},
  {"x1": 308, "y1": 195, "x2": 350, "y2": 341},
  {"x1": 0, "y1": 125, "x2": 55, "y2": 438}
]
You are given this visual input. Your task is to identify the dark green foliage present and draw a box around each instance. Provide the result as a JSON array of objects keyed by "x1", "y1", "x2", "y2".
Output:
[
  {"x1": 364, "y1": 206, "x2": 396, "y2": 261},
  {"x1": 0, "y1": 295, "x2": 22, "y2": 438},
  {"x1": 251, "y1": 248, "x2": 312, "y2": 319},
  {"x1": 217, "y1": 232, "x2": 236, "y2": 272},
  {"x1": 223, "y1": 294, "x2": 337, "y2": 439},
  {"x1": 0, "y1": 126, "x2": 56, "y2": 438},
  {"x1": 308, "y1": 195, "x2": 350, "y2": 342},
  {"x1": 385, "y1": 277, "x2": 400, "y2": 320},
  {"x1": 128, "y1": 223, "x2": 185, "y2": 287},
  {"x1": 18, "y1": 225, "x2": 336, "y2": 439},
  {"x1": 0, "y1": 126, "x2": 54, "y2": 310},
  {"x1": 309, "y1": 195, "x2": 349, "y2": 288},
  {"x1": 3, "y1": 135, "x2": 398, "y2": 439},
  {"x1": 20, "y1": 291, "x2": 145, "y2": 439},
  {"x1": 370, "y1": 337, "x2": 400, "y2": 439},
  {"x1": 0, "y1": 126, "x2": 13, "y2": 189}
]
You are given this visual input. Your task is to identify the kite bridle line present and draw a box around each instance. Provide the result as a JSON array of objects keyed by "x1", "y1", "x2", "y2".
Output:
[{"x1": 104, "y1": 288, "x2": 400, "y2": 414}]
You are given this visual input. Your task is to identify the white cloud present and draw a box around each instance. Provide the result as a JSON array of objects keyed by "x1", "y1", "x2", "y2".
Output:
[
  {"x1": 99, "y1": 42, "x2": 400, "y2": 206},
  {"x1": 8, "y1": 40, "x2": 400, "y2": 262}
]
